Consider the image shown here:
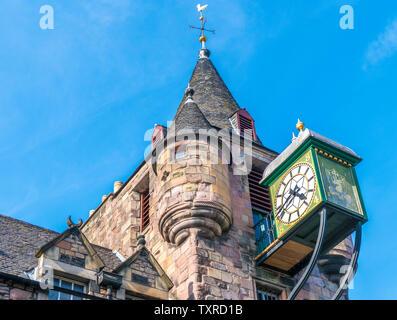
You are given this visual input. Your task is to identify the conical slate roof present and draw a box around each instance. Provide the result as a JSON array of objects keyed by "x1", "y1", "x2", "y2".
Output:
[
  {"x1": 174, "y1": 49, "x2": 241, "y2": 130},
  {"x1": 174, "y1": 99, "x2": 212, "y2": 133}
]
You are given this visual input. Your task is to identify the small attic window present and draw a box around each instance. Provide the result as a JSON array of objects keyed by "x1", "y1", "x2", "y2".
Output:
[{"x1": 230, "y1": 109, "x2": 257, "y2": 141}]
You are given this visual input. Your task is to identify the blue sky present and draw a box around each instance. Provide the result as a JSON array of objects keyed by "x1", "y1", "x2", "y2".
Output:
[{"x1": 1, "y1": 0, "x2": 396, "y2": 299}]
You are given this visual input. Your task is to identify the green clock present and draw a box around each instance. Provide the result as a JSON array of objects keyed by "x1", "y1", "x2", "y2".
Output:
[{"x1": 256, "y1": 126, "x2": 367, "y2": 275}]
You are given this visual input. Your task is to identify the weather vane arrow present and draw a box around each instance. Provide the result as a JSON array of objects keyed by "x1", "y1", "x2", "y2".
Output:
[{"x1": 189, "y1": 4, "x2": 215, "y2": 49}]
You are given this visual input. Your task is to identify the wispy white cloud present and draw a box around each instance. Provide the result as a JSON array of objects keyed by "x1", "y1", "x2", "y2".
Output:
[{"x1": 364, "y1": 19, "x2": 397, "y2": 69}]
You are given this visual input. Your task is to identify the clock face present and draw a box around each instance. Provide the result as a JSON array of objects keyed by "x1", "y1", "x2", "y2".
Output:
[{"x1": 275, "y1": 163, "x2": 316, "y2": 225}]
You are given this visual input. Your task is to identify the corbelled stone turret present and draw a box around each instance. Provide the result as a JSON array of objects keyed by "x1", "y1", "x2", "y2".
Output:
[{"x1": 154, "y1": 83, "x2": 232, "y2": 245}]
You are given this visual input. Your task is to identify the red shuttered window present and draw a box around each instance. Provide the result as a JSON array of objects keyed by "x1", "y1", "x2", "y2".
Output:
[
  {"x1": 151, "y1": 125, "x2": 166, "y2": 149},
  {"x1": 239, "y1": 114, "x2": 253, "y2": 135},
  {"x1": 230, "y1": 109, "x2": 258, "y2": 141}
]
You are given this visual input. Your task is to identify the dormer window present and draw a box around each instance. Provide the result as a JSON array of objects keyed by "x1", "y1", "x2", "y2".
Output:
[
  {"x1": 152, "y1": 125, "x2": 167, "y2": 149},
  {"x1": 230, "y1": 109, "x2": 257, "y2": 141}
]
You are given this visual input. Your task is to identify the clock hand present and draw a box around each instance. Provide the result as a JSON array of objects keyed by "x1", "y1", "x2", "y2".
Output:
[
  {"x1": 289, "y1": 185, "x2": 299, "y2": 196},
  {"x1": 279, "y1": 193, "x2": 293, "y2": 216},
  {"x1": 293, "y1": 181, "x2": 309, "y2": 199},
  {"x1": 284, "y1": 191, "x2": 295, "y2": 210},
  {"x1": 297, "y1": 192, "x2": 307, "y2": 200}
]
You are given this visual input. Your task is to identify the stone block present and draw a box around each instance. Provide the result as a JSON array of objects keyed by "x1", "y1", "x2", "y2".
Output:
[
  {"x1": 207, "y1": 268, "x2": 222, "y2": 280},
  {"x1": 209, "y1": 285, "x2": 221, "y2": 297},
  {"x1": 203, "y1": 276, "x2": 216, "y2": 285},
  {"x1": 183, "y1": 183, "x2": 197, "y2": 192},
  {"x1": 209, "y1": 252, "x2": 222, "y2": 262},
  {"x1": 221, "y1": 272, "x2": 233, "y2": 283},
  {"x1": 186, "y1": 174, "x2": 202, "y2": 183},
  {"x1": 211, "y1": 262, "x2": 227, "y2": 271},
  {"x1": 185, "y1": 166, "x2": 197, "y2": 174},
  {"x1": 56, "y1": 240, "x2": 71, "y2": 250},
  {"x1": 229, "y1": 284, "x2": 240, "y2": 293}
]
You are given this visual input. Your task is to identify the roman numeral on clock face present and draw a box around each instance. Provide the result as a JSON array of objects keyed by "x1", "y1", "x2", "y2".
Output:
[{"x1": 274, "y1": 163, "x2": 316, "y2": 225}]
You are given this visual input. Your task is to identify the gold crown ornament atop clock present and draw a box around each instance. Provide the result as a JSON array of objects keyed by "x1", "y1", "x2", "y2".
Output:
[{"x1": 255, "y1": 120, "x2": 368, "y2": 275}]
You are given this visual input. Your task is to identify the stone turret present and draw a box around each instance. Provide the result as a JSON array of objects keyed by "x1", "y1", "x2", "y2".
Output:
[{"x1": 154, "y1": 84, "x2": 232, "y2": 245}]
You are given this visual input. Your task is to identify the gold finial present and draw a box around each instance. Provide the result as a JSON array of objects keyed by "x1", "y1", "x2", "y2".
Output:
[
  {"x1": 189, "y1": 4, "x2": 214, "y2": 49},
  {"x1": 199, "y1": 35, "x2": 207, "y2": 43},
  {"x1": 296, "y1": 118, "x2": 305, "y2": 132}
]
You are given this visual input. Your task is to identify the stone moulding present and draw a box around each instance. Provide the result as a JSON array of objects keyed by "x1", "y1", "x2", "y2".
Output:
[{"x1": 159, "y1": 200, "x2": 232, "y2": 245}]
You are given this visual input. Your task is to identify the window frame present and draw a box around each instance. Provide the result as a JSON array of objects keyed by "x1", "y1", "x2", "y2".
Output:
[
  {"x1": 48, "y1": 276, "x2": 87, "y2": 300},
  {"x1": 254, "y1": 280, "x2": 285, "y2": 301}
]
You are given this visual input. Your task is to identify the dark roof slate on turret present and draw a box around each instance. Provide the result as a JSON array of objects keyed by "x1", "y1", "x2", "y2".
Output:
[
  {"x1": 174, "y1": 100, "x2": 212, "y2": 133},
  {"x1": 174, "y1": 50, "x2": 241, "y2": 130}
]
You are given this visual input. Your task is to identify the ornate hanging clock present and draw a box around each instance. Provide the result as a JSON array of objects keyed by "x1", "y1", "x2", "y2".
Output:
[{"x1": 255, "y1": 120, "x2": 368, "y2": 276}]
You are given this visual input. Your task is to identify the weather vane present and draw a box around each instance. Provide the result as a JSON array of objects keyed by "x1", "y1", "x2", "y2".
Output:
[{"x1": 189, "y1": 4, "x2": 215, "y2": 49}]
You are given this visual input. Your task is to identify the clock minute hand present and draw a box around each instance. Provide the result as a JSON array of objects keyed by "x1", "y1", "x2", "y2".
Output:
[
  {"x1": 284, "y1": 189, "x2": 296, "y2": 210},
  {"x1": 289, "y1": 185, "x2": 299, "y2": 197}
]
